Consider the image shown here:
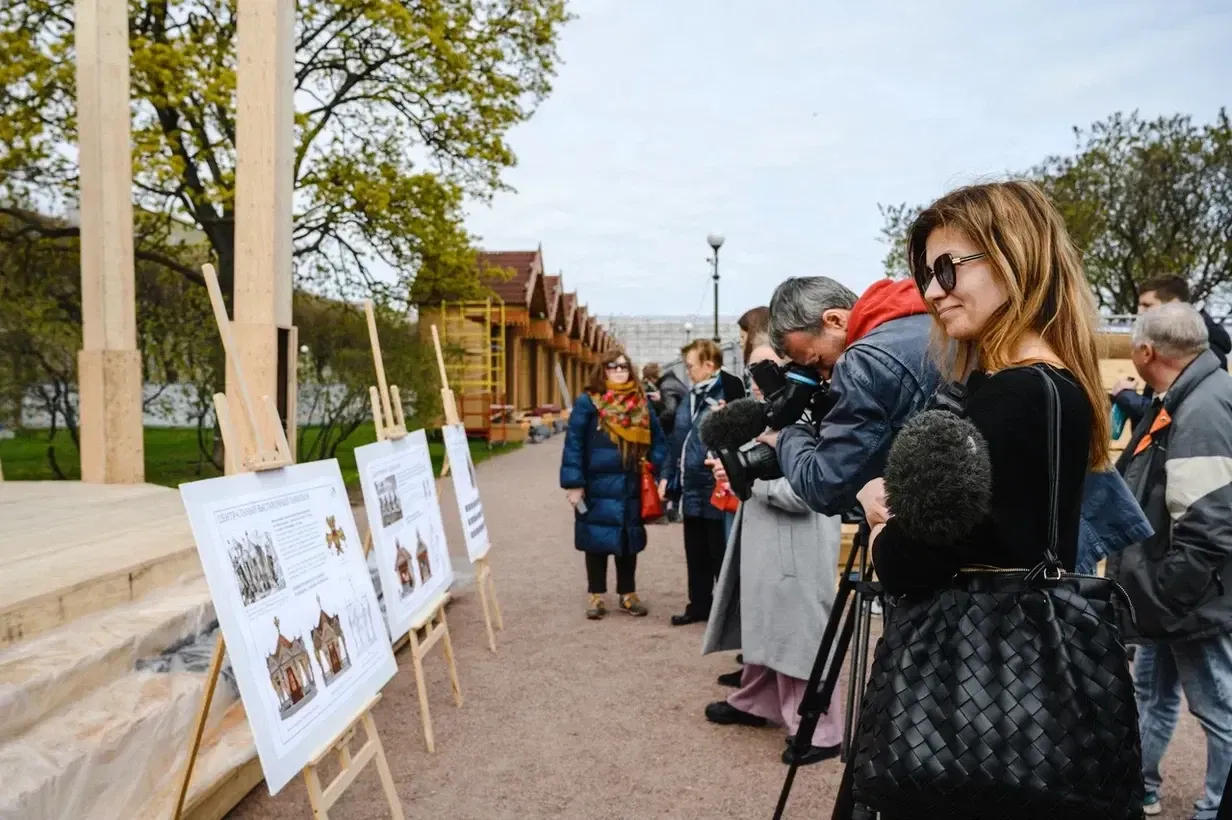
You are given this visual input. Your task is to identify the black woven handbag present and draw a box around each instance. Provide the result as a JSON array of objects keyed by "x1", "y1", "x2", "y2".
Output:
[{"x1": 850, "y1": 366, "x2": 1144, "y2": 820}]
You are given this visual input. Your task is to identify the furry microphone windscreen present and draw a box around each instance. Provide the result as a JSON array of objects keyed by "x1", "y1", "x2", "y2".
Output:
[
  {"x1": 883, "y1": 411, "x2": 993, "y2": 545},
  {"x1": 699, "y1": 398, "x2": 767, "y2": 451}
]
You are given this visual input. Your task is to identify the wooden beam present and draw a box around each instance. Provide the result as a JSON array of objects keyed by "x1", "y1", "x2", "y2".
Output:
[
  {"x1": 229, "y1": 0, "x2": 297, "y2": 464},
  {"x1": 75, "y1": 0, "x2": 144, "y2": 484}
]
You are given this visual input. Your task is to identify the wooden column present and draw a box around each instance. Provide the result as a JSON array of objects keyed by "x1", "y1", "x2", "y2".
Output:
[
  {"x1": 229, "y1": 0, "x2": 298, "y2": 467},
  {"x1": 76, "y1": 0, "x2": 144, "y2": 484},
  {"x1": 509, "y1": 331, "x2": 523, "y2": 410}
]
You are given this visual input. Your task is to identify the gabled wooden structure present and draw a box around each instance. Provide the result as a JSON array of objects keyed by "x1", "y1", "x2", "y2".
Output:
[{"x1": 412, "y1": 245, "x2": 612, "y2": 439}]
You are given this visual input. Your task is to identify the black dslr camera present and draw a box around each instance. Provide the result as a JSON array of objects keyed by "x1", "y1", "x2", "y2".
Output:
[{"x1": 717, "y1": 360, "x2": 834, "y2": 501}]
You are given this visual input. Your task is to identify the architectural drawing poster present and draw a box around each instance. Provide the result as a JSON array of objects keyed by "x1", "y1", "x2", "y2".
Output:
[
  {"x1": 354, "y1": 428, "x2": 456, "y2": 638},
  {"x1": 179, "y1": 460, "x2": 397, "y2": 795},
  {"x1": 442, "y1": 423, "x2": 490, "y2": 561}
]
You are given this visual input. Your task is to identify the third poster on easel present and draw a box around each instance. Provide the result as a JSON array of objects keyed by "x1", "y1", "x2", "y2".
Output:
[
  {"x1": 442, "y1": 423, "x2": 490, "y2": 561},
  {"x1": 354, "y1": 428, "x2": 456, "y2": 638}
]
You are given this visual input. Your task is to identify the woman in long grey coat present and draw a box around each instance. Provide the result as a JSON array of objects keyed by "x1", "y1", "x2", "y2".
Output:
[{"x1": 701, "y1": 343, "x2": 845, "y2": 767}]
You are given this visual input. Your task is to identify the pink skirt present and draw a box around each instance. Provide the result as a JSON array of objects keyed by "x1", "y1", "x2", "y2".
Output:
[{"x1": 727, "y1": 662, "x2": 845, "y2": 748}]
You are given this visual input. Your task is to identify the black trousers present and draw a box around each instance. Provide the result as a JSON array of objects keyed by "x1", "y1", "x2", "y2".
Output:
[
  {"x1": 682, "y1": 515, "x2": 727, "y2": 618},
  {"x1": 586, "y1": 552, "x2": 637, "y2": 595}
]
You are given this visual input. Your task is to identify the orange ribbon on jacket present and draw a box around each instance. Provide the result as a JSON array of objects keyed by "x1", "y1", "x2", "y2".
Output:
[{"x1": 1133, "y1": 407, "x2": 1172, "y2": 457}]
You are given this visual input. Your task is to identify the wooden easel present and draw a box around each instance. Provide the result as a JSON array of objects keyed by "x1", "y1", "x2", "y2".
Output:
[
  {"x1": 173, "y1": 264, "x2": 403, "y2": 820},
  {"x1": 431, "y1": 325, "x2": 505, "y2": 653},
  {"x1": 361, "y1": 300, "x2": 463, "y2": 753}
]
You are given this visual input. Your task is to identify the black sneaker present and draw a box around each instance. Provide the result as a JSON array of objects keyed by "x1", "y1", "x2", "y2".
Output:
[
  {"x1": 704, "y1": 701, "x2": 768, "y2": 727},
  {"x1": 671, "y1": 611, "x2": 706, "y2": 626},
  {"x1": 782, "y1": 743, "x2": 841, "y2": 766},
  {"x1": 717, "y1": 670, "x2": 742, "y2": 688}
]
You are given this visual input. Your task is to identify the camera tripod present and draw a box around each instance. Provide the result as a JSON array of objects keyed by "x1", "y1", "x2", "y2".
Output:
[{"x1": 773, "y1": 521, "x2": 883, "y2": 820}]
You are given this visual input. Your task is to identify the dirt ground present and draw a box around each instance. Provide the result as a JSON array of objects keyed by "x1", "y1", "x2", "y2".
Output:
[{"x1": 232, "y1": 437, "x2": 1210, "y2": 820}]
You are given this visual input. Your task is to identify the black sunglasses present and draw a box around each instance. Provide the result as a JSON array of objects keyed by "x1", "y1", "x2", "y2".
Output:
[
  {"x1": 605, "y1": 362, "x2": 630, "y2": 371},
  {"x1": 914, "y1": 252, "x2": 987, "y2": 293}
]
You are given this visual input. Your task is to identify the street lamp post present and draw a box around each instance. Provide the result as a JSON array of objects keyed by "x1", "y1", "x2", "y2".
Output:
[
  {"x1": 707, "y1": 233, "x2": 725, "y2": 342},
  {"x1": 684, "y1": 321, "x2": 693, "y2": 345}
]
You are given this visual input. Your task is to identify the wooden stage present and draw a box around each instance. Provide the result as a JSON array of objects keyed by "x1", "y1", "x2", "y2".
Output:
[{"x1": 0, "y1": 481, "x2": 202, "y2": 648}]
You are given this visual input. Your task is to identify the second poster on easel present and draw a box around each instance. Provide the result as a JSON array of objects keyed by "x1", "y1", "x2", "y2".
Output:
[
  {"x1": 355, "y1": 428, "x2": 456, "y2": 637},
  {"x1": 442, "y1": 423, "x2": 490, "y2": 561}
]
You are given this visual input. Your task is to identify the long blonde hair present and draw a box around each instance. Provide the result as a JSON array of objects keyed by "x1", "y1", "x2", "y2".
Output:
[{"x1": 907, "y1": 180, "x2": 1111, "y2": 469}]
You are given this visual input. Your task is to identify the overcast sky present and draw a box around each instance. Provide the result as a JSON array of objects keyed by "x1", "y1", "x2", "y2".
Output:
[{"x1": 462, "y1": 0, "x2": 1230, "y2": 318}]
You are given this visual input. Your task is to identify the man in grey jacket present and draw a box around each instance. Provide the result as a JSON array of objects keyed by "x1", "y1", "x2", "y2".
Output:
[{"x1": 1108, "y1": 302, "x2": 1232, "y2": 820}]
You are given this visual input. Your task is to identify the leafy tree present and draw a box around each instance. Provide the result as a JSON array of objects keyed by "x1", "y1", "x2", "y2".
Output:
[
  {"x1": 1036, "y1": 110, "x2": 1232, "y2": 315},
  {"x1": 875, "y1": 110, "x2": 1232, "y2": 317},
  {"x1": 0, "y1": 0, "x2": 570, "y2": 305},
  {"x1": 875, "y1": 202, "x2": 921, "y2": 280},
  {"x1": 293, "y1": 293, "x2": 439, "y2": 460},
  {"x1": 0, "y1": 213, "x2": 219, "y2": 476}
]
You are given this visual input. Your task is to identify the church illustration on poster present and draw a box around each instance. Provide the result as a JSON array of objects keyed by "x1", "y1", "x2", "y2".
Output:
[
  {"x1": 310, "y1": 596, "x2": 352, "y2": 686},
  {"x1": 267, "y1": 616, "x2": 318, "y2": 721},
  {"x1": 229, "y1": 529, "x2": 285, "y2": 607},
  {"x1": 393, "y1": 538, "x2": 415, "y2": 597},
  {"x1": 416, "y1": 526, "x2": 432, "y2": 585}
]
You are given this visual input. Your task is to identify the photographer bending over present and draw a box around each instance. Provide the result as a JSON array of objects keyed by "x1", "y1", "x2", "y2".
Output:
[{"x1": 763, "y1": 276, "x2": 940, "y2": 517}]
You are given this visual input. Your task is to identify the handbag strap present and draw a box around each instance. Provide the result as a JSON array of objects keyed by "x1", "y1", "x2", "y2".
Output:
[{"x1": 1030, "y1": 364, "x2": 1064, "y2": 571}]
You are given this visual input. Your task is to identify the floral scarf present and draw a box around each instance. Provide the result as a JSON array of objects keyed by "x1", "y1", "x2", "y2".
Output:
[{"x1": 591, "y1": 380, "x2": 652, "y2": 468}]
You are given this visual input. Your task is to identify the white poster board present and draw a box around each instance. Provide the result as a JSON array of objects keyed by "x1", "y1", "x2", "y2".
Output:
[
  {"x1": 179, "y1": 460, "x2": 397, "y2": 795},
  {"x1": 442, "y1": 423, "x2": 490, "y2": 561},
  {"x1": 354, "y1": 429, "x2": 455, "y2": 638}
]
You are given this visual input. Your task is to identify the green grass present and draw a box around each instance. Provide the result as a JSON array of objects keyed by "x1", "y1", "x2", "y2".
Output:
[{"x1": 0, "y1": 423, "x2": 516, "y2": 489}]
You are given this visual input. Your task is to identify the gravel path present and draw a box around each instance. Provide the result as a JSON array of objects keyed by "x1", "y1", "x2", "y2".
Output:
[{"x1": 232, "y1": 437, "x2": 1210, "y2": 820}]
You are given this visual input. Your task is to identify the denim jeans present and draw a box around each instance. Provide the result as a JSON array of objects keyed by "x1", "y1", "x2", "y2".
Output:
[{"x1": 1135, "y1": 635, "x2": 1232, "y2": 819}]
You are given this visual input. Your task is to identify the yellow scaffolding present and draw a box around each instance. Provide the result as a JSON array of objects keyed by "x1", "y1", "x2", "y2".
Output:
[{"x1": 434, "y1": 298, "x2": 511, "y2": 439}]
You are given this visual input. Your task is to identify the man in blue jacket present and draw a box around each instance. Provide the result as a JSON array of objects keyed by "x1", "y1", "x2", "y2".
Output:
[
  {"x1": 760, "y1": 277, "x2": 939, "y2": 518},
  {"x1": 662, "y1": 338, "x2": 746, "y2": 626}
]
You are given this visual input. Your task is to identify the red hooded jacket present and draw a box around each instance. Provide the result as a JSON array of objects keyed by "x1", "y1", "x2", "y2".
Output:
[{"x1": 845, "y1": 278, "x2": 929, "y2": 346}]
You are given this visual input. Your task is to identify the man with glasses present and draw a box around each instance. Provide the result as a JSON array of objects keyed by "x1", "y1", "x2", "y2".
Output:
[{"x1": 761, "y1": 276, "x2": 939, "y2": 519}]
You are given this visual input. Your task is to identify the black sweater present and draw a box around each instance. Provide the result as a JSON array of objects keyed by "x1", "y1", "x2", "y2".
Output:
[{"x1": 873, "y1": 365, "x2": 1093, "y2": 597}]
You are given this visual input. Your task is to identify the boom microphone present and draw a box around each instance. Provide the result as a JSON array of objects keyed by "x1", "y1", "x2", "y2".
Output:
[
  {"x1": 883, "y1": 410, "x2": 992, "y2": 545},
  {"x1": 699, "y1": 398, "x2": 767, "y2": 451}
]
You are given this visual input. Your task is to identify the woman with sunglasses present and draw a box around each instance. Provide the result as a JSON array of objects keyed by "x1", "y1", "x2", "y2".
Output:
[
  {"x1": 839, "y1": 180, "x2": 1111, "y2": 819},
  {"x1": 560, "y1": 347, "x2": 669, "y2": 619},
  {"x1": 859, "y1": 179, "x2": 1107, "y2": 596}
]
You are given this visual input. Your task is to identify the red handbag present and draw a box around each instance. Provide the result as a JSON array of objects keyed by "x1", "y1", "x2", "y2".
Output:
[
  {"x1": 640, "y1": 460, "x2": 664, "y2": 521},
  {"x1": 710, "y1": 480, "x2": 740, "y2": 513}
]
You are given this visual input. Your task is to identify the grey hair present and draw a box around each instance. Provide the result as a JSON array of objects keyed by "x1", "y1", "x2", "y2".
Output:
[
  {"x1": 768, "y1": 277, "x2": 859, "y2": 355},
  {"x1": 1132, "y1": 302, "x2": 1209, "y2": 360}
]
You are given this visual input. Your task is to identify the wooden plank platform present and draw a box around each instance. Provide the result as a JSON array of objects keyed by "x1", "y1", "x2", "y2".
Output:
[{"x1": 0, "y1": 482, "x2": 202, "y2": 648}]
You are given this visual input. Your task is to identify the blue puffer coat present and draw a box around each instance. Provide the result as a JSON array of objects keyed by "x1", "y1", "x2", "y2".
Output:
[
  {"x1": 663, "y1": 371, "x2": 746, "y2": 520},
  {"x1": 560, "y1": 392, "x2": 668, "y2": 556}
]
